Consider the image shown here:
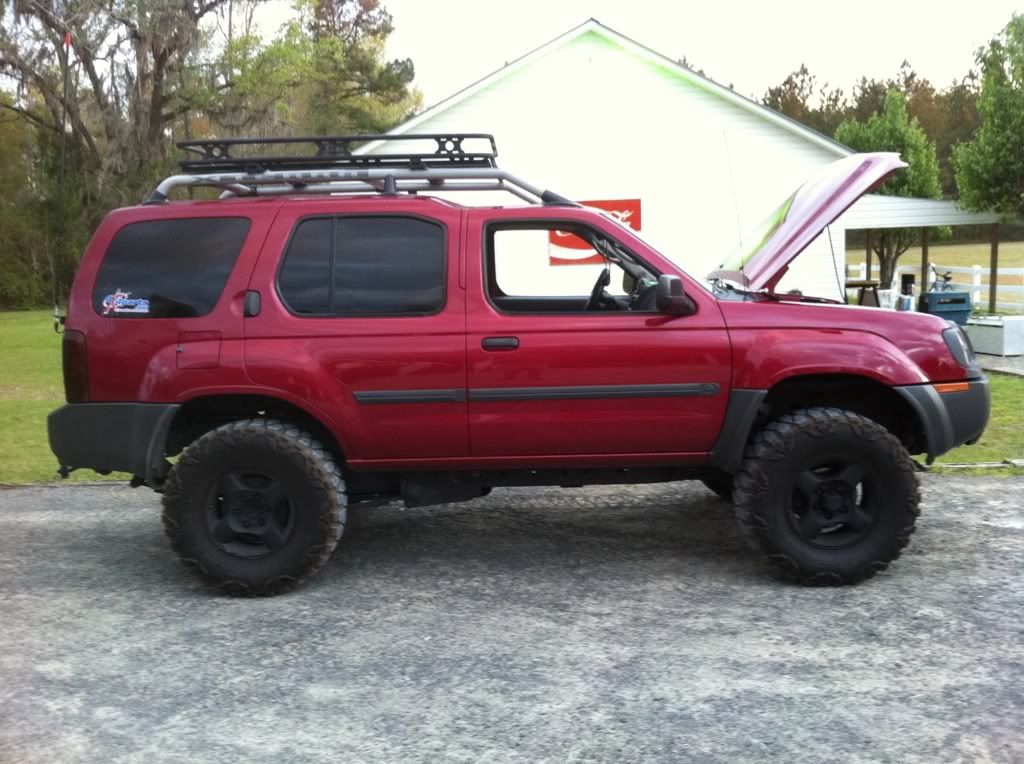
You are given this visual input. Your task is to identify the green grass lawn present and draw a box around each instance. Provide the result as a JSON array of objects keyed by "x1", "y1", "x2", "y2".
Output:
[
  {"x1": 932, "y1": 372, "x2": 1024, "y2": 474},
  {"x1": 1, "y1": 309, "x2": 65, "y2": 401},
  {"x1": 0, "y1": 309, "x2": 1021, "y2": 483},
  {"x1": 846, "y1": 241, "x2": 1024, "y2": 270},
  {"x1": 0, "y1": 310, "x2": 127, "y2": 483}
]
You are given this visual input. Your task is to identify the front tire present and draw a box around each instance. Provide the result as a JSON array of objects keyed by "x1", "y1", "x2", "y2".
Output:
[
  {"x1": 732, "y1": 407, "x2": 919, "y2": 585},
  {"x1": 162, "y1": 419, "x2": 346, "y2": 596}
]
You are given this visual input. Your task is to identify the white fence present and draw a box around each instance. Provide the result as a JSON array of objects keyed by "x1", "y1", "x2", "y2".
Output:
[{"x1": 846, "y1": 263, "x2": 1024, "y2": 312}]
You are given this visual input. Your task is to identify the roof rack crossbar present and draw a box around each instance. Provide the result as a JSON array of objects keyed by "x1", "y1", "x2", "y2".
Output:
[
  {"x1": 147, "y1": 166, "x2": 561, "y2": 205},
  {"x1": 175, "y1": 133, "x2": 499, "y2": 174},
  {"x1": 217, "y1": 179, "x2": 538, "y2": 203}
]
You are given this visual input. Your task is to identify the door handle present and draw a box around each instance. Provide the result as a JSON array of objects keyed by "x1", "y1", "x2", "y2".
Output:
[
  {"x1": 243, "y1": 290, "x2": 261, "y2": 317},
  {"x1": 482, "y1": 336, "x2": 519, "y2": 351}
]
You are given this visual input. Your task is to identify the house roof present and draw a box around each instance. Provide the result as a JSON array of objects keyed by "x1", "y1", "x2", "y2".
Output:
[
  {"x1": 362, "y1": 18, "x2": 853, "y2": 159},
  {"x1": 843, "y1": 195, "x2": 999, "y2": 229}
]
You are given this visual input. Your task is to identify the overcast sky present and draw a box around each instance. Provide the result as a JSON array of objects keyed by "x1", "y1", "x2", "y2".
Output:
[{"x1": 258, "y1": 0, "x2": 1020, "y2": 107}]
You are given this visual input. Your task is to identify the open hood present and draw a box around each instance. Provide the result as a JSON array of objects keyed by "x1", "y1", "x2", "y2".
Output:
[{"x1": 707, "y1": 153, "x2": 907, "y2": 292}]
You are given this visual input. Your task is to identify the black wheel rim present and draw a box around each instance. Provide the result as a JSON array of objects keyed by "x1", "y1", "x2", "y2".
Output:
[
  {"x1": 205, "y1": 470, "x2": 295, "y2": 559},
  {"x1": 788, "y1": 458, "x2": 877, "y2": 549}
]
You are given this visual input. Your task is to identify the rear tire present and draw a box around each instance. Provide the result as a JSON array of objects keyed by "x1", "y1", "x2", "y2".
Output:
[
  {"x1": 162, "y1": 419, "x2": 346, "y2": 596},
  {"x1": 732, "y1": 407, "x2": 919, "y2": 585}
]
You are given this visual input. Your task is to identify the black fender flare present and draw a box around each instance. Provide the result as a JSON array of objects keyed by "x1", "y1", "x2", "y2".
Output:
[{"x1": 708, "y1": 389, "x2": 767, "y2": 474}]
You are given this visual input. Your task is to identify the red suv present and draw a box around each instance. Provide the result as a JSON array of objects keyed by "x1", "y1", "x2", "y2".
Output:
[{"x1": 48, "y1": 134, "x2": 989, "y2": 595}]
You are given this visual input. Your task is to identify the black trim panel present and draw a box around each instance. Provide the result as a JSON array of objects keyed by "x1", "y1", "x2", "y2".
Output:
[
  {"x1": 48, "y1": 403, "x2": 180, "y2": 484},
  {"x1": 354, "y1": 383, "x2": 720, "y2": 404},
  {"x1": 354, "y1": 389, "x2": 466, "y2": 404},
  {"x1": 468, "y1": 383, "x2": 720, "y2": 402},
  {"x1": 894, "y1": 378, "x2": 990, "y2": 462},
  {"x1": 708, "y1": 389, "x2": 767, "y2": 473}
]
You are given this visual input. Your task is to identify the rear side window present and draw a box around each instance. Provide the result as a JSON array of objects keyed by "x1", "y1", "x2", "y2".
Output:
[
  {"x1": 278, "y1": 216, "x2": 445, "y2": 316},
  {"x1": 92, "y1": 217, "x2": 250, "y2": 318},
  {"x1": 276, "y1": 218, "x2": 332, "y2": 315}
]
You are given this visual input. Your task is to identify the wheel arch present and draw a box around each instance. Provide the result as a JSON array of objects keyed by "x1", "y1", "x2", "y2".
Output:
[
  {"x1": 162, "y1": 393, "x2": 348, "y2": 479},
  {"x1": 710, "y1": 372, "x2": 928, "y2": 473}
]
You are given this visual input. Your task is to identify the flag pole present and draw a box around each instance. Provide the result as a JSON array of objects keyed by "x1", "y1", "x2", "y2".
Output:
[{"x1": 54, "y1": 30, "x2": 70, "y2": 333}]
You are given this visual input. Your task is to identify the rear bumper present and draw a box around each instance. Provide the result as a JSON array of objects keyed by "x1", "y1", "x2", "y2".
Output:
[
  {"x1": 48, "y1": 403, "x2": 180, "y2": 483},
  {"x1": 894, "y1": 378, "x2": 990, "y2": 463}
]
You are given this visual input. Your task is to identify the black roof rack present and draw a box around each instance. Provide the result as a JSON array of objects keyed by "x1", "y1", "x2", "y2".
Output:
[
  {"x1": 147, "y1": 133, "x2": 575, "y2": 206},
  {"x1": 176, "y1": 133, "x2": 499, "y2": 174}
]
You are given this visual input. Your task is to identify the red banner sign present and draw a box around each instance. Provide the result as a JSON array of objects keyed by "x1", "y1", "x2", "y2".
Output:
[{"x1": 549, "y1": 199, "x2": 642, "y2": 265}]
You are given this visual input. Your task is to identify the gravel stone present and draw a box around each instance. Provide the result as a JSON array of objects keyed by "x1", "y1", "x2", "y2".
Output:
[{"x1": 1, "y1": 475, "x2": 1021, "y2": 762}]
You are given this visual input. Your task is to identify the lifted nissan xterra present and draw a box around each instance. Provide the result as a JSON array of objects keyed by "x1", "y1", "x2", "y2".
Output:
[{"x1": 49, "y1": 134, "x2": 989, "y2": 595}]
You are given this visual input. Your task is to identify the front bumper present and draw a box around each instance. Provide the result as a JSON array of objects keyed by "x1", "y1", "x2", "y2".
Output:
[
  {"x1": 895, "y1": 378, "x2": 990, "y2": 463},
  {"x1": 48, "y1": 403, "x2": 180, "y2": 483}
]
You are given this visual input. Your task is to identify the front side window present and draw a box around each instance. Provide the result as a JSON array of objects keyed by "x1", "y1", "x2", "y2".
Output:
[
  {"x1": 278, "y1": 216, "x2": 445, "y2": 316},
  {"x1": 486, "y1": 223, "x2": 659, "y2": 314},
  {"x1": 93, "y1": 217, "x2": 250, "y2": 318}
]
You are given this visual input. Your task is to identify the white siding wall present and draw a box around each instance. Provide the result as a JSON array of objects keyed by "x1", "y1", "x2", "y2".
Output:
[{"x1": 389, "y1": 30, "x2": 848, "y2": 297}]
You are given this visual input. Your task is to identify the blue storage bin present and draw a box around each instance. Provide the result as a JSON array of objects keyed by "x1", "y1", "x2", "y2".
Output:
[{"x1": 919, "y1": 291, "x2": 972, "y2": 325}]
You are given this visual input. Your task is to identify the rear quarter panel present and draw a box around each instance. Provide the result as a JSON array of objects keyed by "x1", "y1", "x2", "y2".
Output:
[{"x1": 67, "y1": 199, "x2": 282, "y2": 402}]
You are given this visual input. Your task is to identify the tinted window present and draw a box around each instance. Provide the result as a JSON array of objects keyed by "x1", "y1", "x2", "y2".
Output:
[
  {"x1": 277, "y1": 218, "x2": 332, "y2": 314},
  {"x1": 335, "y1": 218, "x2": 444, "y2": 315},
  {"x1": 93, "y1": 217, "x2": 250, "y2": 318},
  {"x1": 278, "y1": 216, "x2": 445, "y2": 317}
]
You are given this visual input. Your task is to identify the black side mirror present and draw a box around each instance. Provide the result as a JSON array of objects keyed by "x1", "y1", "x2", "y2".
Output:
[{"x1": 655, "y1": 274, "x2": 697, "y2": 316}]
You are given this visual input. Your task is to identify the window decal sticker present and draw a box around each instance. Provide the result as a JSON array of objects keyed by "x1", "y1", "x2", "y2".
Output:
[{"x1": 102, "y1": 289, "x2": 150, "y2": 315}]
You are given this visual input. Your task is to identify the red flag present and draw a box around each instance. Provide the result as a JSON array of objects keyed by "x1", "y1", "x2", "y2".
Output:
[{"x1": 63, "y1": 32, "x2": 71, "y2": 49}]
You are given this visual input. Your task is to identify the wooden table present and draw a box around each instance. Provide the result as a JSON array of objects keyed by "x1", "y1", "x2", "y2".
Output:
[{"x1": 845, "y1": 279, "x2": 881, "y2": 307}]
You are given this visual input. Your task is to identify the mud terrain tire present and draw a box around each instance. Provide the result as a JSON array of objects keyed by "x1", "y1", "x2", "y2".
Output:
[
  {"x1": 733, "y1": 407, "x2": 919, "y2": 585},
  {"x1": 162, "y1": 419, "x2": 346, "y2": 596}
]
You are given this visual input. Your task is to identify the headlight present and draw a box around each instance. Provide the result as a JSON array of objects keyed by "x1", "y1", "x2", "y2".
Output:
[{"x1": 942, "y1": 322, "x2": 976, "y2": 369}]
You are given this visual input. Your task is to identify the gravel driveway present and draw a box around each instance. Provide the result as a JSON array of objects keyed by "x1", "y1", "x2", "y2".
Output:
[{"x1": 1, "y1": 475, "x2": 1022, "y2": 763}]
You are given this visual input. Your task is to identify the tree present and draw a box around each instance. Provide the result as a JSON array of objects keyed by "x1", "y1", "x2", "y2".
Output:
[
  {"x1": 887, "y1": 61, "x2": 979, "y2": 196},
  {"x1": 954, "y1": 15, "x2": 1024, "y2": 217},
  {"x1": 0, "y1": 95, "x2": 48, "y2": 308},
  {"x1": 848, "y1": 77, "x2": 888, "y2": 124},
  {"x1": 834, "y1": 89, "x2": 942, "y2": 287},
  {"x1": 299, "y1": 0, "x2": 417, "y2": 133},
  {"x1": 0, "y1": 0, "x2": 420, "y2": 307},
  {"x1": 0, "y1": 0, "x2": 245, "y2": 300},
  {"x1": 0, "y1": 1, "x2": 235, "y2": 183},
  {"x1": 203, "y1": 0, "x2": 418, "y2": 136},
  {"x1": 763, "y1": 64, "x2": 848, "y2": 136},
  {"x1": 766, "y1": 62, "x2": 977, "y2": 199},
  {"x1": 930, "y1": 75, "x2": 979, "y2": 196}
]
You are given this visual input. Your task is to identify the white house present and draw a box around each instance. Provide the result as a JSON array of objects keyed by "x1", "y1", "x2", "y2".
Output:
[{"x1": 366, "y1": 19, "x2": 997, "y2": 299}]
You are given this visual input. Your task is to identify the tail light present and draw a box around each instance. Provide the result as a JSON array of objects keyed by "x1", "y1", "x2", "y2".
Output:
[{"x1": 62, "y1": 330, "x2": 89, "y2": 403}]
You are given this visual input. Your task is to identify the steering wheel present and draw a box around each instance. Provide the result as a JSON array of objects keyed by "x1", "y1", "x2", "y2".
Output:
[{"x1": 584, "y1": 267, "x2": 612, "y2": 311}]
